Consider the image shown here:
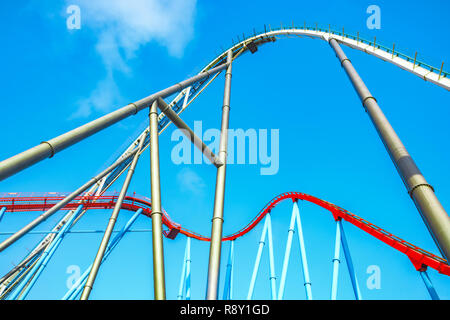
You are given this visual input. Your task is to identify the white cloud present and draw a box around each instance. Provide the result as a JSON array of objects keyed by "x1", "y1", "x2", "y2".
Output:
[
  {"x1": 176, "y1": 168, "x2": 206, "y2": 195},
  {"x1": 68, "y1": 0, "x2": 197, "y2": 118},
  {"x1": 70, "y1": 71, "x2": 122, "y2": 118}
]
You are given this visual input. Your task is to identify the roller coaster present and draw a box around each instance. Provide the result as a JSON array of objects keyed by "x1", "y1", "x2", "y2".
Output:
[{"x1": 0, "y1": 24, "x2": 448, "y2": 300}]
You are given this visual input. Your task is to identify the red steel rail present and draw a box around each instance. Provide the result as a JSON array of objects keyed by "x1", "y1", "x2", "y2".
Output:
[{"x1": 0, "y1": 191, "x2": 448, "y2": 276}]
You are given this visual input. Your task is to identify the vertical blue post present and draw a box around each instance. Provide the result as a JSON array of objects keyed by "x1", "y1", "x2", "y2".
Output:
[
  {"x1": 223, "y1": 240, "x2": 234, "y2": 300},
  {"x1": 61, "y1": 209, "x2": 142, "y2": 300},
  {"x1": 266, "y1": 213, "x2": 277, "y2": 300},
  {"x1": 420, "y1": 270, "x2": 440, "y2": 300},
  {"x1": 278, "y1": 203, "x2": 297, "y2": 300},
  {"x1": 338, "y1": 219, "x2": 362, "y2": 300},
  {"x1": 247, "y1": 216, "x2": 269, "y2": 300},
  {"x1": 0, "y1": 207, "x2": 6, "y2": 224},
  {"x1": 185, "y1": 237, "x2": 191, "y2": 300},
  {"x1": 9, "y1": 205, "x2": 83, "y2": 300},
  {"x1": 177, "y1": 237, "x2": 191, "y2": 300},
  {"x1": 330, "y1": 219, "x2": 341, "y2": 300},
  {"x1": 177, "y1": 239, "x2": 188, "y2": 300},
  {"x1": 293, "y1": 201, "x2": 313, "y2": 300}
]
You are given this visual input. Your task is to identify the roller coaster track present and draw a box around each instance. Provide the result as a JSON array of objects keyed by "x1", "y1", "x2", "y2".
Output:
[
  {"x1": 0, "y1": 24, "x2": 448, "y2": 300},
  {"x1": 1, "y1": 192, "x2": 448, "y2": 277}
]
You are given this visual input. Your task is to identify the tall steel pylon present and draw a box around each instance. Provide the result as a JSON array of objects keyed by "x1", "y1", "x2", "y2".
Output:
[{"x1": 0, "y1": 24, "x2": 448, "y2": 300}]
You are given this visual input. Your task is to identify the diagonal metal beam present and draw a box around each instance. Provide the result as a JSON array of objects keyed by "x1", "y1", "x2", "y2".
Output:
[
  {"x1": 80, "y1": 132, "x2": 148, "y2": 300},
  {"x1": 329, "y1": 38, "x2": 450, "y2": 262},
  {"x1": 156, "y1": 97, "x2": 223, "y2": 167}
]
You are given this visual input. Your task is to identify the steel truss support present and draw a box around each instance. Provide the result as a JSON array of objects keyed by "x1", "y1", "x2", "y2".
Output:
[
  {"x1": 206, "y1": 50, "x2": 233, "y2": 300},
  {"x1": 330, "y1": 219, "x2": 342, "y2": 300},
  {"x1": 329, "y1": 38, "x2": 450, "y2": 262},
  {"x1": 419, "y1": 270, "x2": 440, "y2": 300},
  {"x1": 0, "y1": 148, "x2": 140, "y2": 253},
  {"x1": 8, "y1": 205, "x2": 83, "y2": 300},
  {"x1": 149, "y1": 100, "x2": 166, "y2": 300},
  {"x1": 338, "y1": 219, "x2": 362, "y2": 300},
  {"x1": 223, "y1": 240, "x2": 235, "y2": 300},
  {"x1": 0, "y1": 63, "x2": 229, "y2": 183},
  {"x1": 80, "y1": 132, "x2": 147, "y2": 300},
  {"x1": 62, "y1": 208, "x2": 142, "y2": 300},
  {"x1": 177, "y1": 237, "x2": 192, "y2": 300}
]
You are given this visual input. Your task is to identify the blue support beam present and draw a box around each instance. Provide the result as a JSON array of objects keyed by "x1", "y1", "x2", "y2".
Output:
[
  {"x1": 61, "y1": 209, "x2": 142, "y2": 300},
  {"x1": 186, "y1": 237, "x2": 191, "y2": 300},
  {"x1": 330, "y1": 219, "x2": 341, "y2": 300},
  {"x1": 247, "y1": 216, "x2": 269, "y2": 300},
  {"x1": 177, "y1": 239, "x2": 188, "y2": 300},
  {"x1": 277, "y1": 203, "x2": 297, "y2": 300},
  {"x1": 177, "y1": 237, "x2": 192, "y2": 300},
  {"x1": 293, "y1": 201, "x2": 313, "y2": 300},
  {"x1": 266, "y1": 213, "x2": 277, "y2": 300},
  {"x1": 223, "y1": 240, "x2": 234, "y2": 300},
  {"x1": 0, "y1": 207, "x2": 6, "y2": 224},
  {"x1": 420, "y1": 270, "x2": 440, "y2": 300},
  {"x1": 338, "y1": 219, "x2": 362, "y2": 300},
  {"x1": 8, "y1": 205, "x2": 83, "y2": 300}
]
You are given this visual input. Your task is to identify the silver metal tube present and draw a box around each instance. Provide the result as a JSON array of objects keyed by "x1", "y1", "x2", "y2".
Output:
[
  {"x1": 149, "y1": 100, "x2": 166, "y2": 300},
  {"x1": 206, "y1": 50, "x2": 233, "y2": 300},
  {"x1": 0, "y1": 63, "x2": 229, "y2": 182},
  {"x1": 156, "y1": 97, "x2": 223, "y2": 167},
  {"x1": 80, "y1": 132, "x2": 147, "y2": 300},
  {"x1": 329, "y1": 38, "x2": 450, "y2": 261},
  {"x1": 0, "y1": 148, "x2": 139, "y2": 253}
]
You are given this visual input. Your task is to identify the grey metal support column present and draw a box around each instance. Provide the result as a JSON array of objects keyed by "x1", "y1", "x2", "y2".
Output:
[
  {"x1": 80, "y1": 132, "x2": 147, "y2": 300},
  {"x1": 149, "y1": 100, "x2": 166, "y2": 300},
  {"x1": 206, "y1": 50, "x2": 233, "y2": 300},
  {"x1": 329, "y1": 38, "x2": 450, "y2": 262}
]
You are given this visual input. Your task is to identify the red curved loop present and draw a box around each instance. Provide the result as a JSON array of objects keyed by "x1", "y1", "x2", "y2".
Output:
[{"x1": 0, "y1": 191, "x2": 448, "y2": 276}]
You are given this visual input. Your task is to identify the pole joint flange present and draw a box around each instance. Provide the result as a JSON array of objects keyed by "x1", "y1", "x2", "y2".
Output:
[
  {"x1": 409, "y1": 183, "x2": 435, "y2": 197},
  {"x1": 129, "y1": 102, "x2": 139, "y2": 115},
  {"x1": 362, "y1": 96, "x2": 377, "y2": 105},
  {"x1": 40, "y1": 141, "x2": 55, "y2": 158},
  {"x1": 151, "y1": 210, "x2": 163, "y2": 217},
  {"x1": 340, "y1": 58, "x2": 351, "y2": 67}
]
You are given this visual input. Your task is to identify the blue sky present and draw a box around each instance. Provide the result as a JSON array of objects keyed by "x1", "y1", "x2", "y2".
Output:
[{"x1": 0, "y1": 0, "x2": 449, "y2": 300}]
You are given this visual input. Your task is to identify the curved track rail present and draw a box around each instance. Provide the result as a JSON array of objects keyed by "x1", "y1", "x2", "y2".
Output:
[{"x1": 1, "y1": 192, "x2": 448, "y2": 276}]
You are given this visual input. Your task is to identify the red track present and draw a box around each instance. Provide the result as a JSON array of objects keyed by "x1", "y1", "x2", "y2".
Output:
[{"x1": 0, "y1": 191, "x2": 448, "y2": 276}]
